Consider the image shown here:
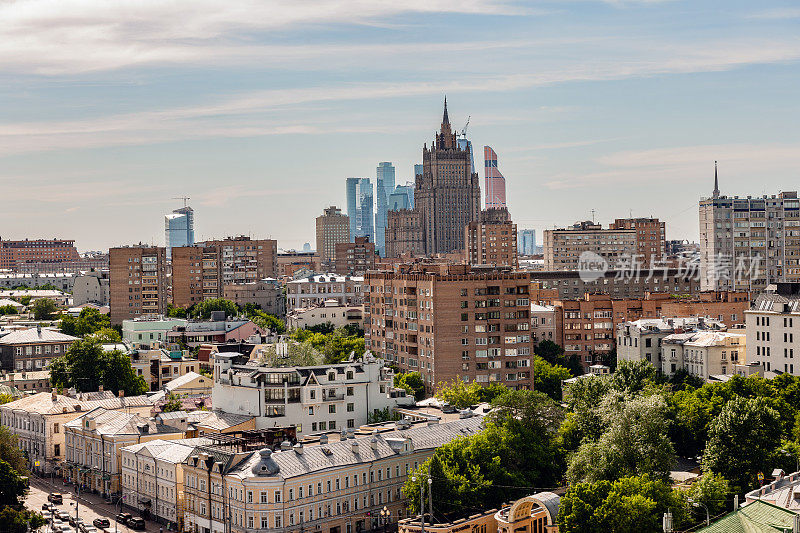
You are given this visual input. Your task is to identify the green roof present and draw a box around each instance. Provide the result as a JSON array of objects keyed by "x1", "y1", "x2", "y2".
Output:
[{"x1": 699, "y1": 500, "x2": 798, "y2": 533}]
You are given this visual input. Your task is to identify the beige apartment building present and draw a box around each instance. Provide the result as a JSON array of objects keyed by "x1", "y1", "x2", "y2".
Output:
[
  {"x1": 661, "y1": 329, "x2": 746, "y2": 380},
  {"x1": 286, "y1": 274, "x2": 365, "y2": 310},
  {"x1": 172, "y1": 237, "x2": 278, "y2": 309},
  {"x1": 335, "y1": 236, "x2": 376, "y2": 277},
  {"x1": 543, "y1": 217, "x2": 666, "y2": 270},
  {"x1": 745, "y1": 283, "x2": 800, "y2": 375},
  {"x1": 365, "y1": 264, "x2": 533, "y2": 393},
  {"x1": 465, "y1": 208, "x2": 518, "y2": 268},
  {"x1": 110, "y1": 246, "x2": 168, "y2": 324},
  {"x1": 0, "y1": 391, "x2": 155, "y2": 475},
  {"x1": 64, "y1": 407, "x2": 184, "y2": 496},
  {"x1": 699, "y1": 188, "x2": 800, "y2": 294},
  {"x1": 183, "y1": 416, "x2": 484, "y2": 533},
  {"x1": 316, "y1": 207, "x2": 350, "y2": 271}
]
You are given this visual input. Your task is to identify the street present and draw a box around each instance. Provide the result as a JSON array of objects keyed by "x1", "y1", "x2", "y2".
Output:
[{"x1": 26, "y1": 477, "x2": 163, "y2": 533}]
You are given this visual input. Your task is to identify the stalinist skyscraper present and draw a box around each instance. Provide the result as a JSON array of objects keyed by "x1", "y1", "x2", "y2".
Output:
[{"x1": 414, "y1": 98, "x2": 481, "y2": 254}]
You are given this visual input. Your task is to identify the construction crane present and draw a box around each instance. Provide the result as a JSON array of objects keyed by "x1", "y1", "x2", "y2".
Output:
[
  {"x1": 459, "y1": 116, "x2": 470, "y2": 138},
  {"x1": 172, "y1": 196, "x2": 190, "y2": 207}
]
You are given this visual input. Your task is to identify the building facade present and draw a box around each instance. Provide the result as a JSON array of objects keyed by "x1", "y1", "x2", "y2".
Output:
[
  {"x1": 316, "y1": 207, "x2": 351, "y2": 271},
  {"x1": 165, "y1": 206, "x2": 195, "y2": 260},
  {"x1": 745, "y1": 283, "x2": 800, "y2": 375},
  {"x1": 699, "y1": 185, "x2": 800, "y2": 293},
  {"x1": 212, "y1": 352, "x2": 414, "y2": 434},
  {"x1": 335, "y1": 237, "x2": 376, "y2": 276},
  {"x1": 0, "y1": 326, "x2": 78, "y2": 371},
  {"x1": 365, "y1": 265, "x2": 533, "y2": 392},
  {"x1": 609, "y1": 217, "x2": 666, "y2": 263},
  {"x1": 414, "y1": 100, "x2": 481, "y2": 255},
  {"x1": 224, "y1": 279, "x2": 286, "y2": 318},
  {"x1": 286, "y1": 301, "x2": 364, "y2": 331},
  {"x1": 110, "y1": 246, "x2": 169, "y2": 324},
  {"x1": 375, "y1": 162, "x2": 396, "y2": 256},
  {"x1": 518, "y1": 229, "x2": 537, "y2": 256},
  {"x1": 385, "y1": 209, "x2": 424, "y2": 259},
  {"x1": 345, "y1": 178, "x2": 374, "y2": 244},
  {"x1": 483, "y1": 146, "x2": 506, "y2": 209},
  {"x1": 465, "y1": 208, "x2": 518, "y2": 268},
  {"x1": 72, "y1": 270, "x2": 110, "y2": 306},
  {"x1": 286, "y1": 274, "x2": 364, "y2": 310},
  {"x1": 0, "y1": 239, "x2": 80, "y2": 270},
  {"x1": 529, "y1": 268, "x2": 701, "y2": 299}
]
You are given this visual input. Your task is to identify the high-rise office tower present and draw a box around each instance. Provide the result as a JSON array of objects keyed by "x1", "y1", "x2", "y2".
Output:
[
  {"x1": 164, "y1": 206, "x2": 194, "y2": 260},
  {"x1": 699, "y1": 168, "x2": 800, "y2": 293},
  {"x1": 316, "y1": 206, "x2": 350, "y2": 271},
  {"x1": 389, "y1": 184, "x2": 414, "y2": 211},
  {"x1": 375, "y1": 162, "x2": 396, "y2": 256},
  {"x1": 518, "y1": 229, "x2": 537, "y2": 255},
  {"x1": 345, "y1": 178, "x2": 374, "y2": 243},
  {"x1": 484, "y1": 146, "x2": 506, "y2": 209},
  {"x1": 415, "y1": 98, "x2": 481, "y2": 254}
]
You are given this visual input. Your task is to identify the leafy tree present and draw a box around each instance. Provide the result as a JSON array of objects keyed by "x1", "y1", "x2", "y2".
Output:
[
  {"x1": 394, "y1": 371, "x2": 426, "y2": 401},
  {"x1": 256, "y1": 342, "x2": 324, "y2": 367},
  {"x1": 49, "y1": 338, "x2": 147, "y2": 396},
  {"x1": 88, "y1": 327, "x2": 122, "y2": 343},
  {"x1": 191, "y1": 298, "x2": 238, "y2": 319},
  {"x1": 702, "y1": 396, "x2": 782, "y2": 492},
  {"x1": 0, "y1": 426, "x2": 28, "y2": 476},
  {"x1": 436, "y1": 379, "x2": 483, "y2": 409},
  {"x1": 165, "y1": 304, "x2": 188, "y2": 318},
  {"x1": 567, "y1": 394, "x2": 675, "y2": 483},
  {"x1": 667, "y1": 389, "x2": 712, "y2": 458},
  {"x1": 367, "y1": 406, "x2": 401, "y2": 423},
  {"x1": 558, "y1": 475, "x2": 688, "y2": 533},
  {"x1": 0, "y1": 305, "x2": 18, "y2": 315},
  {"x1": 665, "y1": 368, "x2": 704, "y2": 391},
  {"x1": 0, "y1": 459, "x2": 27, "y2": 507},
  {"x1": 610, "y1": 360, "x2": 656, "y2": 394},
  {"x1": 0, "y1": 394, "x2": 14, "y2": 405},
  {"x1": 0, "y1": 506, "x2": 46, "y2": 533},
  {"x1": 252, "y1": 313, "x2": 286, "y2": 335},
  {"x1": 161, "y1": 394, "x2": 183, "y2": 413},
  {"x1": 535, "y1": 339, "x2": 564, "y2": 363},
  {"x1": 60, "y1": 308, "x2": 112, "y2": 337},
  {"x1": 306, "y1": 322, "x2": 335, "y2": 335},
  {"x1": 16, "y1": 296, "x2": 31, "y2": 306},
  {"x1": 533, "y1": 356, "x2": 572, "y2": 401},
  {"x1": 685, "y1": 472, "x2": 731, "y2": 517},
  {"x1": 31, "y1": 298, "x2": 57, "y2": 320}
]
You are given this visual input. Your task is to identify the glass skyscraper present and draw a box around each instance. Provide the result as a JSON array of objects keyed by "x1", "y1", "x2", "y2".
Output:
[
  {"x1": 345, "y1": 177, "x2": 374, "y2": 243},
  {"x1": 375, "y1": 162, "x2": 396, "y2": 256},
  {"x1": 484, "y1": 145, "x2": 506, "y2": 209},
  {"x1": 165, "y1": 206, "x2": 194, "y2": 260}
]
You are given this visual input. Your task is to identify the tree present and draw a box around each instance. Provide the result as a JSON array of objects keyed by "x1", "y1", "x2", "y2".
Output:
[
  {"x1": 558, "y1": 475, "x2": 688, "y2": 533},
  {"x1": 60, "y1": 308, "x2": 112, "y2": 337},
  {"x1": 0, "y1": 426, "x2": 28, "y2": 476},
  {"x1": 49, "y1": 338, "x2": 147, "y2": 396},
  {"x1": 0, "y1": 394, "x2": 14, "y2": 405},
  {"x1": 702, "y1": 396, "x2": 782, "y2": 492},
  {"x1": 435, "y1": 379, "x2": 482, "y2": 409},
  {"x1": 0, "y1": 459, "x2": 27, "y2": 507},
  {"x1": 191, "y1": 298, "x2": 238, "y2": 319},
  {"x1": 394, "y1": 372, "x2": 426, "y2": 401},
  {"x1": 685, "y1": 472, "x2": 730, "y2": 517},
  {"x1": 535, "y1": 339, "x2": 564, "y2": 363},
  {"x1": 610, "y1": 360, "x2": 656, "y2": 394},
  {"x1": 567, "y1": 394, "x2": 675, "y2": 483},
  {"x1": 88, "y1": 327, "x2": 122, "y2": 343},
  {"x1": 31, "y1": 298, "x2": 57, "y2": 320},
  {"x1": 165, "y1": 304, "x2": 188, "y2": 318},
  {"x1": 0, "y1": 305, "x2": 18, "y2": 315},
  {"x1": 0, "y1": 507, "x2": 46, "y2": 533},
  {"x1": 256, "y1": 342, "x2": 324, "y2": 367},
  {"x1": 161, "y1": 394, "x2": 183, "y2": 413},
  {"x1": 533, "y1": 356, "x2": 572, "y2": 401}
]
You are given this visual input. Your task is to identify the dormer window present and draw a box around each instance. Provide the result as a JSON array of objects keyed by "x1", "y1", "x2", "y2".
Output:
[{"x1": 328, "y1": 372, "x2": 335, "y2": 381}]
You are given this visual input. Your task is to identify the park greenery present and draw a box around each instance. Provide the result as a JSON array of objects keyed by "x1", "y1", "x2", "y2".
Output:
[
  {"x1": 60, "y1": 307, "x2": 112, "y2": 336},
  {"x1": 0, "y1": 304, "x2": 19, "y2": 315},
  {"x1": 0, "y1": 426, "x2": 45, "y2": 533},
  {"x1": 407, "y1": 359, "x2": 800, "y2": 532},
  {"x1": 50, "y1": 337, "x2": 148, "y2": 396},
  {"x1": 393, "y1": 371, "x2": 426, "y2": 401},
  {"x1": 31, "y1": 297, "x2": 58, "y2": 320}
]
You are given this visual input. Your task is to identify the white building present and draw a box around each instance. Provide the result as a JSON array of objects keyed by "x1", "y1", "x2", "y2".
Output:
[
  {"x1": 286, "y1": 274, "x2": 364, "y2": 310},
  {"x1": 120, "y1": 438, "x2": 210, "y2": 528},
  {"x1": 661, "y1": 329, "x2": 747, "y2": 380},
  {"x1": 72, "y1": 270, "x2": 110, "y2": 306},
  {"x1": 122, "y1": 316, "x2": 188, "y2": 350},
  {"x1": 286, "y1": 300, "x2": 363, "y2": 331},
  {"x1": 530, "y1": 304, "x2": 557, "y2": 345},
  {"x1": 212, "y1": 352, "x2": 414, "y2": 435},
  {"x1": 745, "y1": 283, "x2": 800, "y2": 374}
]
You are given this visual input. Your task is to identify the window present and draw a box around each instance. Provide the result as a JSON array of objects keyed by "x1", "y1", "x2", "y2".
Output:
[
  {"x1": 274, "y1": 491, "x2": 281, "y2": 503},
  {"x1": 329, "y1": 404, "x2": 336, "y2": 414},
  {"x1": 347, "y1": 403, "x2": 354, "y2": 412}
]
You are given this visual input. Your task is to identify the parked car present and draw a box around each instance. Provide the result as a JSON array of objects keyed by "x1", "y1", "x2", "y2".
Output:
[
  {"x1": 93, "y1": 518, "x2": 110, "y2": 529},
  {"x1": 79, "y1": 524, "x2": 97, "y2": 533},
  {"x1": 42, "y1": 503, "x2": 52, "y2": 511},
  {"x1": 69, "y1": 516, "x2": 84, "y2": 527},
  {"x1": 48, "y1": 493, "x2": 63, "y2": 504},
  {"x1": 126, "y1": 517, "x2": 145, "y2": 530},
  {"x1": 115, "y1": 513, "x2": 132, "y2": 525},
  {"x1": 51, "y1": 523, "x2": 64, "y2": 533},
  {"x1": 57, "y1": 511, "x2": 71, "y2": 522}
]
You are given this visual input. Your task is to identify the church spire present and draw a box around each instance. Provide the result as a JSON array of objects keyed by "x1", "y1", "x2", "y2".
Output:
[
  {"x1": 443, "y1": 96, "x2": 449, "y2": 126},
  {"x1": 713, "y1": 160, "x2": 720, "y2": 198}
]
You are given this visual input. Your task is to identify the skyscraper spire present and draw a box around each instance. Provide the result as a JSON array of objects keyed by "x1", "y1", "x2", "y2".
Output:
[
  {"x1": 442, "y1": 96, "x2": 449, "y2": 126},
  {"x1": 713, "y1": 160, "x2": 720, "y2": 198}
]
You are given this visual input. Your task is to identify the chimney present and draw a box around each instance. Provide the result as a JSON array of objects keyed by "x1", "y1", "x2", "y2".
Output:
[
  {"x1": 319, "y1": 435, "x2": 328, "y2": 444},
  {"x1": 51, "y1": 390, "x2": 57, "y2": 402},
  {"x1": 293, "y1": 443, "x2": 304, "y2": 455},
  {"x1": 280, "y1": 440, "x2": 292, "y2": 451},
  {"x1": 794, "y1": 513, "x2": 800, "y2": 533},
  {"x1": 98, "y1": 385, "x2": 103, "y2": 393},
  {"x1": 370, "y1": 437, "x2": 378, "y2": 451},
  {"x1": 37, "y1": 324, "x2": 42, "y2": 336},
  {"x1": 118, "y1": 390, "x2": 124, "y2": 398},
  {"x1": 351, "y1": 441, "x2": 360, "y2": 454}
]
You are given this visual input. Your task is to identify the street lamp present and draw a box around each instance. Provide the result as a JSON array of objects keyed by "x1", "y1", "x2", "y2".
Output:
[
  {"x1": 115, "y1": 494, "x2": 128, "y2": 533},
  {"x1": 687, "y1": 498, "x2": 709, "y2": 527},
  {"x1": 380, "y1": 506, "x2": 389, "y2": 533},
  {"x1": 780, "y1": 449, "x2": 800, "y2": 473}
]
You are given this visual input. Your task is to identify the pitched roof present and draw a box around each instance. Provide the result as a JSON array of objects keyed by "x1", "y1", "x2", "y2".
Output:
[
  {"x1": 64, "y1": 407, "x2": 181, "y2": 436},
  {"x1": 0, "y1": 328, "x2": 78, "y2": 345},
  {"x1": 699, "y1": 500, "x2": 798, "y2": 533},
  {"x1": 230, "y1": 416, "x2": 484, "y2": 480},
  {"x1": 0, "y1": 391, "x2": 153, "y2": 415},
  {"x1": 163, "y1": 371, "x2": 209, "y2": 392},
  {"x1": 194, "y1": 410, "x2": 253, "y2": 431}
]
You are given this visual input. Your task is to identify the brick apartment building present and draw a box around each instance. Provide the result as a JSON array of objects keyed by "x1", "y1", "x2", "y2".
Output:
[
  {"x1": 316, "y1": 206, "x2": 350, "y2": 271},
  {"x1": 335, "y1": 236, "x2": 377, "y2": 276},
  {"x1": 532, "y1": 290, "x2": 749, "y2": 369},
  {"x1": 109, "y1": 246, "x2": 168, "y2": 324},
  {"x1": 609, "y1": 217, "x2": 666, "y2": 263},
  {"x1": 171, "y1": 237, "x2": 277, "y2": 309},
  {"x1": 0, "y1": 239, "x2": 80, "y2": 270},
  {"x1": 385, "y1": 209, "x2": 425, "y2": 258},
  {"x1": 365, "y1": 264, "x2": 534, "y2": 393},
  {"x1": 465, "y1": 208, "x2": 518, "y2": 268}
]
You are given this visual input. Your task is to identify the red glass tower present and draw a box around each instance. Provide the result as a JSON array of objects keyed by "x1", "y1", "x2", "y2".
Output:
[{"x1": 484, "y1": 146, "x2": 506, "y2": 209}]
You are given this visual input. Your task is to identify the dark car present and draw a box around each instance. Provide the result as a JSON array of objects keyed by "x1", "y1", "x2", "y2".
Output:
[
  {"x1": 93, "y1": 518, "x2": 110, "y2": 529},
  {"x1": 42, "y1": 503, "x2": 53, "y2": 511},
  {"x1": 115, "y1": 513, "x2": 131, "y2": 525},
  {"x1": 48, "y1": 493, "x2": 63, "y2": 504},
  {"x1": 127, "y1": 517, "x2": 145, "y2": 530}
]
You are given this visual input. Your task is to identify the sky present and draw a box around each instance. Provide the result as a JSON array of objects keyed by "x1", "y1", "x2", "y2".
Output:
[{"x1": 1, "y1": 0, "x2": 800, "y2": 252}]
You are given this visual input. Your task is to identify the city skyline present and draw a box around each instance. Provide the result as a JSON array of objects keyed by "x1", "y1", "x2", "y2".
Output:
[{"x1": 1, "y1": 1, "x2": 800, "y2": 251}]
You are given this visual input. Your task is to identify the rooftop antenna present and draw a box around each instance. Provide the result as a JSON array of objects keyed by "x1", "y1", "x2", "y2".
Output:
[
  {"x1": 591, "y1": 209, "x2": 596, "y2": 224},
  {"x1": 172, "y1": 196, "x2": 190, "y2": 207},
  {"x1": 459, "y1": 116, "x2": 471, "y2": 138}
]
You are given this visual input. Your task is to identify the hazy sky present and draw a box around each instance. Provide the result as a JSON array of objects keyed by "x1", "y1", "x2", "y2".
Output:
[{"x1": 2, "y1": 0, "x2": 800, "y2": 252}]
